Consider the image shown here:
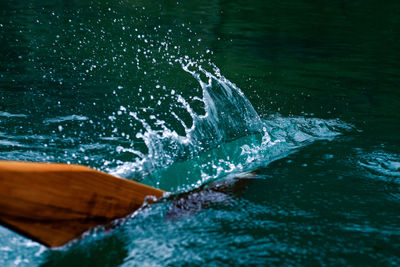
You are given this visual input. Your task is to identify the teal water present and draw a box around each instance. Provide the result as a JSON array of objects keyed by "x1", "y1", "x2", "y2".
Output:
[{"x1": 1, "y1": 0, "x2": 400, "y2": 266}]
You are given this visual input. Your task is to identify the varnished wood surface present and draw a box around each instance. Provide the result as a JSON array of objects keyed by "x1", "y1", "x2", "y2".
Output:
[{"x1": 0, "y1": 161, "x2": 165, "y2": 247}]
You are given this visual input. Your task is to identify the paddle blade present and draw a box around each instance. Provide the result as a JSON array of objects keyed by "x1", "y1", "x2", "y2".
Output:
[{"x1": 0, "y1": 161, "x2": 165, "y2": 247}]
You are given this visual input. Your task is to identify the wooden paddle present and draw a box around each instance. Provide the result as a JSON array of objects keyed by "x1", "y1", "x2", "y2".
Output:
[{"x1": 0, "y1": 161, "x2": 165, "y2": 248}]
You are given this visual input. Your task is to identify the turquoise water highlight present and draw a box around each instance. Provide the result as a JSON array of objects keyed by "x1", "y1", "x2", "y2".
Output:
[{"x1": 1, "y1": 0, "x2": 400, "y2": 265}]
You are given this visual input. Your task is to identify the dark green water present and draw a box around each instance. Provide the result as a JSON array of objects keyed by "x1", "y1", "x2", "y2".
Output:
[{"x1": 1, "y1": 0, "x2": 399, "y2": 266}]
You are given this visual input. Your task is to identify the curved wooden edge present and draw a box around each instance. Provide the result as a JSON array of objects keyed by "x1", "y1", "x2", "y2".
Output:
[{"x1": 0, "y1": 161, "x2": 165, "y2": 247}]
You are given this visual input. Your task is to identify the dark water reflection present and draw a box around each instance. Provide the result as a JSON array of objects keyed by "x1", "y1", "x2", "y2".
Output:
[
  {"x1": 210, "y1": 1, "x2": 400, "y2": 127},
  {"x1": 1, "y1": 0, "x2": 400, "y2": 266}
]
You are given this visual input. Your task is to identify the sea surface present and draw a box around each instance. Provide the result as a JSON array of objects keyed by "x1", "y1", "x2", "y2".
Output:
[{"x1": 1, "y1": 0, "x2": 399, "y2": 266}]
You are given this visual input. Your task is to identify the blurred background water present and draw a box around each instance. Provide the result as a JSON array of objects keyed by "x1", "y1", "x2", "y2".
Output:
[{"x1": 0, "y1": 0, "x2": 399, "y2": 266}]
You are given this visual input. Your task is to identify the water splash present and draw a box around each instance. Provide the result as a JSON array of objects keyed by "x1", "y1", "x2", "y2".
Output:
[
  {"x1": 111, "y1": 62, "x2": 353, "y2": 191},
  {"x1": 110, "y1": 61, "x2": 264, "y2": 179}
]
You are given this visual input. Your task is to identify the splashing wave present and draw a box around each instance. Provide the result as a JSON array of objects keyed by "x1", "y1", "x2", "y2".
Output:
[{"x1": 110, "y1": 62, "x2": 353, "y2": 191}]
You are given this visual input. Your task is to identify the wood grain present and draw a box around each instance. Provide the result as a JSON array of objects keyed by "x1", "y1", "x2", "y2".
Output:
[{"x1": 0, "y1": 161, "x2": 165, "y2": 247}]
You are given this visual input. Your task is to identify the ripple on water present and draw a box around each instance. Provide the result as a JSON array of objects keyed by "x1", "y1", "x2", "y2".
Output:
[
  {"x1": 0, "y1": 111, "x2": 28, "y2": 118},
  {"x1": 359, "y1": 151, "x2": 400, "y2": 180},
  {"x1": 358, "y1": 150, "x2": 400, "y2": 200},
  {"x1": 43, "y1": 115, "x2": 89, "y2": 124}
]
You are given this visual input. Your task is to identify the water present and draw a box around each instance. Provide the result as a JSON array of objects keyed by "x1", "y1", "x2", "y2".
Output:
[{"x1": 1, "y1": 0, "x2": 399, "y2": 266}]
